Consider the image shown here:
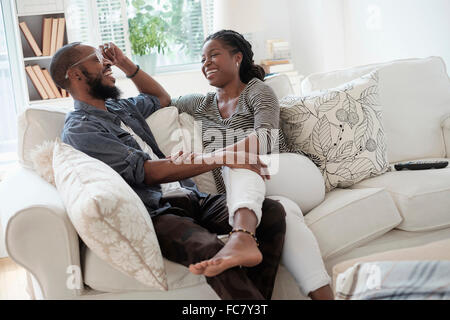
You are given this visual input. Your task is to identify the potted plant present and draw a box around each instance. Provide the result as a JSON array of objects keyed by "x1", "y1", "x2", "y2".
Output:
[{"x1": 127, "y1": 0, "x2": 168, "y2": 74}]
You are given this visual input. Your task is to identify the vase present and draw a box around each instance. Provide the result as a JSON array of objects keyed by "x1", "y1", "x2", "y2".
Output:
[{"x1": 133, "y1": 54, "x2": 157, "y2": 75}]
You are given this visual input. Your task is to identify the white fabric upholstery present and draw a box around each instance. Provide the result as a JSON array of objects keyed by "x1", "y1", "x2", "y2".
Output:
[
  {"x1": 17, "y1": 105, "x2": 72, "y2": 169},
  {"x1": 301, "y1": 57, "x2": 450, "y2": 163},
  {"x1": 145, "y1": 107, "x2": 184, "y2": 157},
  {"x1": 443, "y1": 115, "x2": 450, "y2": 157},
  {"x1": 305, "y1": 187, "x2": 402, "y2": 260},
  {"x1": 262, "y1": 153, "x2": 325, "y2": 214},
  {"x1": 265, "y1": 74, "x2": 295, "y2": 99},
  {"x1": 82, "y1": 245, "x2": 205, "y2": 293},
  {"x1": 352, "y1": 160, "x2": 450, "y2": 232},
  {"x1": 0, "y1": 166, "x2": 83, "y2": 299}
]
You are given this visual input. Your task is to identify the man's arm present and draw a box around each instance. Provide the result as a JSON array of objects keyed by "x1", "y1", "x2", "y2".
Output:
[
  {"x1": 143, "y1": 151, "x2": 269, "y2": 186},
  {"x1": 100, "y1": 42, "x2": 171, "y2": 107}
]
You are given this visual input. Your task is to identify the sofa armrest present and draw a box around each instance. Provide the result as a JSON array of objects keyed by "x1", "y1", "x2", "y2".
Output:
[
  {"x1": 442, "y1": 115, "x2": 450, "y2": 158},
  {"x1": 0, "y1": 166, "x2": 83, "y2": 299}
]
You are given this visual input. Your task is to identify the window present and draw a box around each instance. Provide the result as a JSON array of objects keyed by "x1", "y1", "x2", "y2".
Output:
[
  {"x1": 0, "y1": 1, "x2": 17, "y2": 159},
  {"x1": 126, "y1": 0, "x2": 215, "y2": 73},
  {"x1": 67, "y1": 0, "x2": 215, "y2": 74}
]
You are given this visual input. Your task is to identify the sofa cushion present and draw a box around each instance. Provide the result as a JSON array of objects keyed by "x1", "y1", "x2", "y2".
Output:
[
  {"x1": 301, "y1": 57, "x2": 450, "y2": 163},
  {"x1": 17, "y1": 105, "x2": 72, "y2": 169},
  {"x1": 280, "y1": 71, "x2": 389, "y2": 191},
  {"x1": 443, "y1": 115, "x2": 450, "y2": 157},
  {"x1": 305, "y1": 187, "x2": 402, "y2": 260},
  {"x1": 351, "y1": 159, "x2": 450, "y2": 232},
  {"x1": 52, "y1": 140, "x2": 168, "y2": 290},
  {"x1": 178, "y1": 112, "x2": 218, "y2": 194},
  {"x1": 82, "y1": 246, "x2": 205, "y2": 293}
]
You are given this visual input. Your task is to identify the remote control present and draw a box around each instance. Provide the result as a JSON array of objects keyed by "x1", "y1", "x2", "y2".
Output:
[{"x1": 394, "y1": 160, "x2": 449, "y2": 171}]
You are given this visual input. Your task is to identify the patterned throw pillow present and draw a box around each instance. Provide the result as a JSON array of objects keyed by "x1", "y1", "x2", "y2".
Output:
[
  {"x1": 52, "y1": 139, "x2": 168, "y2": 290},
  {"x1": 280, "y1": 71, "x2": 389, "y2": 191}
]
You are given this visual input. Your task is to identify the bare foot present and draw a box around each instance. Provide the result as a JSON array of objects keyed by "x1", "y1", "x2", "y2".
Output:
[
  {"x1": 190, "y1": 232, "x2": 263, "y2": 277},
  {"x1": 308, "y1": 285, "x2": 335, "y2": 300},
  {"x1": 188, "y1": 261, "x2": 209, "y2": 275}
]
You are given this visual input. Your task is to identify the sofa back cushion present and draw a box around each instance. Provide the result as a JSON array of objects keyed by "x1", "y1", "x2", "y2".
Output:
[
  {"x1": 18, "y1": 105, "x2": 72, "y2": 169},
  {"x1": 301, "y1": 57, "x2": 450, "y2": 163}
]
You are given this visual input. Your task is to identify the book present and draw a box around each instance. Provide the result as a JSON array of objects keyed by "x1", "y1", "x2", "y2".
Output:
[
  {"x1": 56, "y1": 18, "x2": 65, "y2": 51},
  {"x1": 42, "y1": 18, "x2": 52, "y2": 56},
  {"x1": 25, "y1": 65, "x2": 48, "y2": 99},
  {"x1": 260, "y1": 59, "x2": 290, "y2": 66},
  {"x1": 50, "y1": 18, "x2": 58, "y2": 55},
  {"x1": 262, "y1": 63, "x2": 294, "y2": 74},
  {"x1": 61, "y1": 88, "x2": 67, "y2": 97},
  {"x1": 19, "y1": 21, "x2": 43, "y2": 57},
  {"x1": 32, "y1": 65, "x2": 56, "y2": 99},
  {"x1": 42, "y1": 68, "x2": 63, "y2": 98}
]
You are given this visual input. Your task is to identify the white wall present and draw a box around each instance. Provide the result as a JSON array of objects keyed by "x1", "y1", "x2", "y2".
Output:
[
  {"x1": 118, "y1": 0, "x2": 450, "y2": 98},
  {"x1": 284, "y1": 0, "x2": 450, "y2": 76},
  {"x1": 342, "y1": 0, "x2": 450, "y2": 71}
]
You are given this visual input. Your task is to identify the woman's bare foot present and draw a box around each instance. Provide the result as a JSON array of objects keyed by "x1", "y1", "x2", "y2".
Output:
[
  {"x1": 188, "y1": 232, "x2": 262, "y2": 277},
  {"x1": 308, "y1": 285, "x2": 335, "y2": 300}
]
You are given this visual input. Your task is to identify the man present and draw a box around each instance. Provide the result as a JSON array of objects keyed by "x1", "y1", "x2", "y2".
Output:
[{"x1": 50, "y1": 42, "x2": 286, "y2": 300}]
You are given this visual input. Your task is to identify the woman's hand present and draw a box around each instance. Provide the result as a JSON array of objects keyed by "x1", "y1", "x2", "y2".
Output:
[{"x1": 224, "y1": 151, "x2": 271, "y2": 180}]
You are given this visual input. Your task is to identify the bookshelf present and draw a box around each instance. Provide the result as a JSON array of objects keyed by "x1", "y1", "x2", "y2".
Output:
[{"x1": 15, "y1": 0, "x2": 71, "y2": 104}]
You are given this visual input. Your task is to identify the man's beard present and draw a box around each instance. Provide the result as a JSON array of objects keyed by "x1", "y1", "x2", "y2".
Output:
[{"x1": 82, "y1": 69, "x2": 122, "y2": 100}]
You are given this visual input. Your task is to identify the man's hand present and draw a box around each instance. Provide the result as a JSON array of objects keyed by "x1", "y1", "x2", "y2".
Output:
[{"x1": 99, "y1": 42, "x2": 127, "y2": 68}]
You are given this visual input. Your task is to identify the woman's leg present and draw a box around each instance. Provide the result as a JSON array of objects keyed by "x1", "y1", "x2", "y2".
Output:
[
  {"x1": 189, "y1": 167, "x2": 266, "y2": 276},
  {"x1": 267, "y1": 195, "x2": 334, "y2": 300},
  {"x1": 222, "y1": 154, "x2": 334, "y2": 299}
]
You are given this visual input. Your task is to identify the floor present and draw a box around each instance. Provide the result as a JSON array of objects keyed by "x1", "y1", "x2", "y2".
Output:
[{"x1": 0, "y1": 257, "x2": 30, "y2": 300}]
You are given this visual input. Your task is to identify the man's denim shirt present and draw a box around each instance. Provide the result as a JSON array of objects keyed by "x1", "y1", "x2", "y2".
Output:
[{"x1": 62, "y1": 93, "x2": 206, "y2": 217}]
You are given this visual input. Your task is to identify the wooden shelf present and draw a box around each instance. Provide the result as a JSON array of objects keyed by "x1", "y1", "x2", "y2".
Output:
[
  {"x1": 18, "y1": 10, "x2": 64, "y2": 17},
  {"x1": 16, "y1": 1, "x2": 69, "y2": 104},
  {"x1": 23, "y1": 56, "x2": 52, "y2": 61}
]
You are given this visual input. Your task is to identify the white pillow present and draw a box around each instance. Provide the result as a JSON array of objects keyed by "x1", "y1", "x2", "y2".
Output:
[
  {"x1": 146, "y1": 107, "x2": 218, "y2": 194},
  {"x1": 280, "y1": 71, "x2": 389, "y2": 191},
  {"x1": 178, "y1": 112, "x2": 218, "y2": 195},
  {"x1": 52, "y1": 139, "x2": 168, "y2": 290}
]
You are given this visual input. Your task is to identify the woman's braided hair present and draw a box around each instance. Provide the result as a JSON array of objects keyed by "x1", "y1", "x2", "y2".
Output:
[{"x1": 204, "y1": 29, "x2": 265, "y2": 84}]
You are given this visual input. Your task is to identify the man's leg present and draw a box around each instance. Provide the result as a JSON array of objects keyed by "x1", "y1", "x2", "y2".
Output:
[
  {"x1": 194, "y1": 194, "x2": 286, "y2": 300},
  {"x1": 152, "y1": 210, "x2": 264, "y2": 300}
]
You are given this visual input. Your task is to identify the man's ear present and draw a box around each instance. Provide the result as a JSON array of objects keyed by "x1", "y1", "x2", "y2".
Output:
[{"x1": 67, "y1": 68, "x2": 83, "y2": 81}]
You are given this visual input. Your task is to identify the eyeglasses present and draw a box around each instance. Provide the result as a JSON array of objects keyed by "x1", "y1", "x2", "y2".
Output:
[{"x1": 65, "y1": 49, "x2": 104, "y2": 79}]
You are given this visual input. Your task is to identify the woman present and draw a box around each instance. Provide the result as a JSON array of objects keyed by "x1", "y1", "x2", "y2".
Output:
[{"x1": 170, "y1": 30, "x2": 334, "y2": 300}]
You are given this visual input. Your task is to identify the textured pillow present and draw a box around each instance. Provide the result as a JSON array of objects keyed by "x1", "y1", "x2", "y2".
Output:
[
  {"x1": 145, "y1": 107, "x2": 218, "y2": 194},
  {"x1": 280, "y1": 71, "x2": 389, "y2": 191},
  {"x1": 52, "y1": 139, "x2": 168, "y2": 290},
  {"x1": 29, "y1": 140, "x2": 56, "y2": 186}
]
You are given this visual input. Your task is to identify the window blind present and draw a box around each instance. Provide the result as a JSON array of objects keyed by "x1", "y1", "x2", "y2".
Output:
[{"x1": 95, "y1": 0, "x2": 130, "y2": 56}]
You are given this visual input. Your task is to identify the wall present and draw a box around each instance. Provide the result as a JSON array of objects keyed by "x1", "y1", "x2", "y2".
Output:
[
  {"x1": 118, "y1": 0, "x2": 450, "y2": 98},
  {"x1": 342, "y1": 0, "x2": 450, "y2": 71},
  {"x1": 284, "y1": 0, "x2": 450, "y2": 76}
]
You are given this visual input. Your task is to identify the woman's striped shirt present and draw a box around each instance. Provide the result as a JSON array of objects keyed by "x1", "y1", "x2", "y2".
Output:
[{"x1": 172, "y1": 77, "x2": 296, "y2": 193}]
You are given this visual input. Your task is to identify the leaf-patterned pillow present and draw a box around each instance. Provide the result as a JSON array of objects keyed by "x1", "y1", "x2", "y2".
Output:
[
  {"x1": 52, "y1": 139, "x2": 168, "y2": 290},
  {"x1": 280, "y1": 71, "x2": 389, "y2": 191}
]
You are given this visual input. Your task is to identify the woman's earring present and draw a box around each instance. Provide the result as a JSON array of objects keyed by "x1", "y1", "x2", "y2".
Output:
[{"x1": 236, "y1": 62, "x2": 239, "y2": 68}]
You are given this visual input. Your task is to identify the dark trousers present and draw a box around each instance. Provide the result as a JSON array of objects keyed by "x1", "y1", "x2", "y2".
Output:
[{"x1": 152, "y1": 192, "x2": 286, "y2": 300}]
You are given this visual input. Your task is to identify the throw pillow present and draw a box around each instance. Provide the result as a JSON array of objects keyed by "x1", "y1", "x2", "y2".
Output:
[
  {"x1": 29, "y1": 140, "x2": 56, "y2": 186},
  {"x1": 280, "y1": 71, "x2": 389, "y2": 191},
  {"x1": 52, "y1": 139, "x2": 168, "y2": 290}
]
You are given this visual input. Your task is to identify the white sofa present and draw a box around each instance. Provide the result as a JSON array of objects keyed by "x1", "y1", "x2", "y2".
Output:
[{"x1": 1, "y1": 56, "x2": 449, "y2": 300}]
